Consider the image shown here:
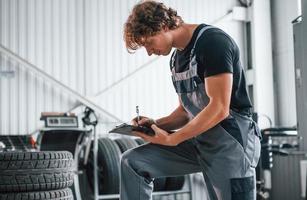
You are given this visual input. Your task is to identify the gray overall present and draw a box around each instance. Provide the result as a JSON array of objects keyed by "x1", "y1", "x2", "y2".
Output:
[{"x1": 120, "y1": 26, "x2": 261, "y2": 200}]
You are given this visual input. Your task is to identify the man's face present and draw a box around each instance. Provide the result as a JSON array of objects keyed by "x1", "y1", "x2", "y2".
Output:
[{"x1": 143, "y1": 30, "x2": 173, "y2": 56}]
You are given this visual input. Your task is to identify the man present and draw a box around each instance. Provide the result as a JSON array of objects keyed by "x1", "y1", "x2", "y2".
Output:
[{"x1": 121, "y1": 1, "x2": 261, "y2": 200}]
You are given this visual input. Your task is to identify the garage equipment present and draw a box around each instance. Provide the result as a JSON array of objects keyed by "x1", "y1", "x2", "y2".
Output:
[
  {"x1": 256, "y1": 127, "x2": 304, "y2": 200},
  {"x1": 41, "y1": 115, "x2": 78, "y2": 128},
  {"x1": 293, "y1": 1, "x2": 307, "y2": 199}
]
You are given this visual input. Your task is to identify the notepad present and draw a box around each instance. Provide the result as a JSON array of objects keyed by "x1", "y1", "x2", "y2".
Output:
[{"x1": 109, "y1": 123, "x2": 155, "y2": 136}]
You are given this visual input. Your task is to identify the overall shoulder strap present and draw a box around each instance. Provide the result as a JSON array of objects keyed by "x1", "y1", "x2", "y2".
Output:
[
  {"x1": 189, "y1": 25, "x2": 214, "y2": 61},
  {"x1": 170, "y1": 49, "x2": 177, "y2": 71}
]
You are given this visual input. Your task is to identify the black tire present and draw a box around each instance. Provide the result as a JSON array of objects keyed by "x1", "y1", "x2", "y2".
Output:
[
  {"x1": 0, "y1": 151, "x2": 74, "y2": 193},
  {"x1": 0, "y1": 188, "x2": 73, "y2": 200},
  {"x1": 84, "y1": 138, "x2": 121, "y2": 196},
  {"x1": 114, "y1": 138, "x2": 138, "y2": 153},
  {"x1": 164, "y1": 176, "x2": 185, "y2": 191}
]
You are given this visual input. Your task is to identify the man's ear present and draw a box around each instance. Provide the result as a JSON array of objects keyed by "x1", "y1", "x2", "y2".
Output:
[{"x1": 162, "y1": 25, "x2": 170, "y2": 32}]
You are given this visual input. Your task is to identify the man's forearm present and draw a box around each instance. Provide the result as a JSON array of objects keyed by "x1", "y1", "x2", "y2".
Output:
[
  {"x1": 156, "y1": 105, "x2": 190, "y2": 131},
  {"x1": 170, "y1": 101, "x2": 229, "y2": 145}
]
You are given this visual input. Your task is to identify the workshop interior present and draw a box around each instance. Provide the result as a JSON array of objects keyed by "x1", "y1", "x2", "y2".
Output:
[{"x1": 0, "y1": 0, "x2": 307, "y2": 199}]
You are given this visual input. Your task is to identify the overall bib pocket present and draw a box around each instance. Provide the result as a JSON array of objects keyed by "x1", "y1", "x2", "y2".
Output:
[{"x1": 172, "y1": 76, "x2": 202, "y2": 93}]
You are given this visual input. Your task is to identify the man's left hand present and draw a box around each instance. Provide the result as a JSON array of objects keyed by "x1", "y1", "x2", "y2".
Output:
[{"x1": 133, "y1": 124, "x2": 178, "y2": 146}]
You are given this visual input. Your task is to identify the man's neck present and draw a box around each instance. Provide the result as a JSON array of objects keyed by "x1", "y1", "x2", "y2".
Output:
[{"x1": 171, "y1": 23, "x2": 199, "y2": 51}]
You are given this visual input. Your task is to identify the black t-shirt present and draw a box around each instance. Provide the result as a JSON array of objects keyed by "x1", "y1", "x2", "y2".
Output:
[{"x1": 170, "y1": 24, "x2": 252, "y2": 114}]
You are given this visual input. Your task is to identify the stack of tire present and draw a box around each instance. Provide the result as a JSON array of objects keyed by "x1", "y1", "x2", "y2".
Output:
[
  {"x1": 78, "y1": 137, "x2": 185, "y2": 200},
  {"x1": 0, "y1": 151, "x2": 74, "y2": 200}
]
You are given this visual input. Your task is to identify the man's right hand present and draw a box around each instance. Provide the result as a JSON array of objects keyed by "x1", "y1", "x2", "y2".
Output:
[{"x1": 131, "y1": 116, "x2": 156, "y2": 127}]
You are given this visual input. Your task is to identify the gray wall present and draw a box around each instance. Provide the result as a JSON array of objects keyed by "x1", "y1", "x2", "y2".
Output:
[{"x1": 271, "y1": 0, "x2": 301, "y2": 126}]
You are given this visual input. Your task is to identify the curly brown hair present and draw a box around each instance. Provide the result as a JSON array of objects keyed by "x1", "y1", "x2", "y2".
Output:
[{"x1": 124, "y1": 1, "x2": 184, "y2": 52}]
